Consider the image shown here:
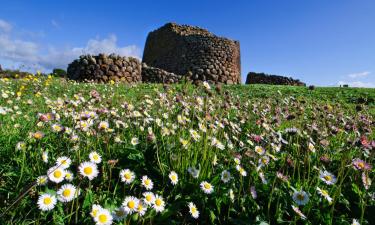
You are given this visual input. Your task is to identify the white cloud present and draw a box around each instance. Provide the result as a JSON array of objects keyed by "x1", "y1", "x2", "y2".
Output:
[
  {"x1": 337, "y1": 81, "x2": 375, "y2": 88},
  {"x1": 0, "y1": 18, "x2": 141, "y2": 72},
  {"x1": 0, "y1": 19, "x2": 12, "y2": 33},
  {"x1": 347, "y1": 71, "x2": 371, "y2": 78}
]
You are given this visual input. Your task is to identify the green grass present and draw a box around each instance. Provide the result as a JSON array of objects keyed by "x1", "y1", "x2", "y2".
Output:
[{"x1": 0, "y1": 75, "x2": 374, "y2": 225}]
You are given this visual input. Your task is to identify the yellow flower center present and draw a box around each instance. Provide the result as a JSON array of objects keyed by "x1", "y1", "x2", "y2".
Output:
[
  {"x1": 54, "y1": 170, "x2": 62, "y2": 178},
  {"x1": 297, "y1": 194, "x2": 305, "y2": 200},
  {"x1": 124, "y1": 173, "x2": 131, "y2": 180},
  {"x1": 98, "y1": 214, "x2": 107, "y2": 223},
  {"x1": 144, "y1": 179, "x2": 151, "y2": 185},
  {"x1": 63, "y1": 189, "x2": 71, "y2": 197},
  {"x1": 137, "y1": 204, "x2": 143, "y2": 211},
  {"x1": 204, "y1": 183, "x2": 211, "y2": 189},
  {"x1": 92, "y1": 209, "x2": 98, "y2": 217},
  {"x1": 321, "y1": 190, "x2": 328, "y2": 196},
  {"x1": 44, "y1": 197, "x2": 52, "y2": 205},
  {"x1": 358, "y1": 162, "x2": 365, "y2": 169},
  {"x1": 146, "y1": 195, "x2": 152, "y2": 201},
  {"x1": 191, "y1": 207, "x2": 197, "y2": 213},
  {"x1": 93, "y1": 155, "x2": 99, "y2": 160},
  {"x1": 155, "y1": 199, "x2": 162, "y2": 206},
  {"x1": 84, "y1": 167, "x2": 93, "y2": 175},
  {"x1": 128, "y1": 201, "x2": 135, "y2": 209},
  {"x1": 171, "y1": 175, "x2": 176, "y2": 181},
  {"x1": 324, "y1": 175, "x2": 332, "y2": 181}
]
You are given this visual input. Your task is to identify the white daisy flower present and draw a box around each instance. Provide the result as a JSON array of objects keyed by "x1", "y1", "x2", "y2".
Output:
[
  {"x1": 221, "y1": 170, "x2": 231, "y2": 183},
  {"x1": 131, "y1": 137, "x2": 139, "y2": 146},
  {"x1": 141, "y1": 175, "x2": 154, "y2": 190},
  {"x1": 143, "y1": 192, "x2": 155, "y2": 206},
  {"x1": 255, "y1": 146, "x2": 265, "y2": 155},
  {"x1": 316, "y1": 187, "x2": 332, "y2": 203},
  {"x1": 200, "y1": 181, "x2": 214, "y2": 194},
  {"x1": 56, "y1": 156, "x2": 71, "y2": 169},
  {"x1": 122, "y1": 196, "x2": 139, "y2": 214},
  {"x1": 89, "y1": 151, "x2": 102, "y2": 164},
  {"x1": 51, "y1": 123, "x2": 64, "y2": 133},
  {"x1": 37, "y1": 193, "x2": 57, "y2": 211},
  {"x1": 292, "y1": 190, "x2": 309, "y2": 206},
  {"x1": 16, "y1": 141, "x2": 26, "y2": 151},
  {"x1": 47, "y1": 166, "x2": 66, "y2": 183},
  {"x1": 78, "y1": 161, "x2": 99, "y2": 180},
  {"x1": 94, "y1": 208, "x2": 113, "y2": 225},
  {"x1": 119, "y1": 169, "x2": 135, "y2": 184},
  {"x1": 42, "y1": 151, "x2": 48, "y2": 163},
  {"x1": 57, "y1": 184, "x2": 79, "y2": 202},
  {"x1": 168, "y1": 171, "x2": 178, "y2": 185},
  {"x1": 65, "y1": 170, "x2": 74, "y2": 182},
  {"x1": 90, "y1": 204, "x2": 103, "y2": 218},
  {"x1": 36, "y1": 175, "x2": 48, "y2": 186},
  {"x1": 188, "y1": 202, "x2": 199, "y2": 219},
  {"x1": 234, "y1": 157, "x2": 241, "y2": 165},
  {"x1": 98, "y1": 121, "x2": 109, "y2": 130},
  {"x1": 352, "y1": 219, "x2": 360, "y2": 225},
  {"x1": 153, "y1": 195, "x2": 165, "y2": 213},
  {"x1": 136, "y1": 201, "x2": 147, "y2": 216},
  {"x1": 319, "y1": 170, "x2": 337, "y2": 185},
  {"x1": 236, "y1": 165, "x2": 247, "y2": 177}
]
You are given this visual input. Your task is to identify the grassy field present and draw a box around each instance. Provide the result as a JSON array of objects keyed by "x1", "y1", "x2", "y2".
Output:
[{"x1": 0, "y1": 75, "x2": 374, "y2": 225}]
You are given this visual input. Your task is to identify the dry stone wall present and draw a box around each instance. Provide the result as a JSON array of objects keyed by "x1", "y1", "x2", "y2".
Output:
[
  {"x1": 67, "y1": 54, "x2": 142, "y2": 83},
  {"x1": 142, "y1": 23, "x2": 241, "y2": 84},
  {"x1": 141, "y1": 63, "x2": 185, "y2": 84},
  {"x1": 245, "y1": 72, "x2": 305, "y2": 86}
]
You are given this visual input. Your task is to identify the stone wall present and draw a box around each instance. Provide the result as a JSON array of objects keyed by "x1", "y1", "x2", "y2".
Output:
[
  {"x1": 67, "y1": 54, "x2": 142, "y2": 83},
  {"x1": 142, "y1": 22, "x2": 241, "y2": 84},
  {"x1": 245, "y1": 72, "x2": 305, "y2": 86},
  {"x1": 141, "y1": 63, "x2": 185, "y2": 84}
]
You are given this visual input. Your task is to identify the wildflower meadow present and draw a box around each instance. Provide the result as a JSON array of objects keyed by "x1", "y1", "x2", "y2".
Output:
[{"x1": 0, "y1": 75, "x2": 374, "y2": 224}]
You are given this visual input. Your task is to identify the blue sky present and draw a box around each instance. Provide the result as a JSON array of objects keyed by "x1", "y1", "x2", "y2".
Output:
[{"x1": 0, "y1": 0, "x2": 374, "y2": 87}]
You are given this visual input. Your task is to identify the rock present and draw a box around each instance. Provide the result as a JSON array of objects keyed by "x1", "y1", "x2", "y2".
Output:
[{"x1": 245, "y1": 72, "x2": 305, "y2": 86}]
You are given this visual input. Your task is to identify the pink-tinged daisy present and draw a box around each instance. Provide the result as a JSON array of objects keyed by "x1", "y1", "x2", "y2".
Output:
[
  {"x1": 200, "y1": 181, "x2": 214, "y2": 194},
  {"x1": 292, "y1": 190, "x2": 309, "y2": 206},
  {"x1": 352, "y1": 158, "x2": 372, "y2": 171},
  {"x1": 291, "y1": 205, "x2": 307, "y2": 220},
  {"x1": 319, "y1": 170, "x2": 337, "y2": 185},
  {"x1": 141, "y1": 175, "x2": 154, "y2": 190},
  {"x1": 119, "y1": 169, "x2": 135, "y2": 184}
]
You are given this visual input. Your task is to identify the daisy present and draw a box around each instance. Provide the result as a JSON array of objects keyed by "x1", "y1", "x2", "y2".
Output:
[
  {"x1": 131, "y1": 137, "x2": 139, "y2": 146},
  {"x1": 90, "y1": 204, "x2": 103, "y2": 218},
  {"x1": 16, "y1": 141, "x2": 26, "y2": 151},
  {"x1": 229, "y1": 189, "x2": 235, "y2": 202},
  {"x1": 42, "y1": 151, "x2": 48, "y2": 163},
  {"x1": 189, "y1": 129, "x2": 201, "y2": 141},
  {"x1": 36, "y1": 175, "x2": 48, "y2": 186},
  {"x1": 78, "y1": 161, "x2": 99, "y2": 180},
  {"x1": 143, "y1": 192, "x2": 155, "y2": 206},
  {"x1": 65, "y1": 170, "x2": 74, "y2": 181},
  {"x1": 112, "y1": 207, "x2": 127, "y2": 222},
  {"x1": 200, "y1": 181, "x2": 214, "y2": 194},
  {"x1": 47, "y1": 166, "x2": 66, "y2": 183},
  {"x1": 122, "y1": 196, "x2": 139, "y2": 214},
  {"x1": 291, "y1": 205, "x2": 307, "y2": 220},
  {"x1": 362, "y1": 172, "x2": 372, "y2": 190},
  {"x1": 319, "y1": 170, "x2": 337, "y2": 185},
  {"x1": 188, "y1": 202, "x2": 199, "y2": 219},
  {"x1": 168, "y1": 171, "x2": 178, "y2": 185},
  {"x1": 258, "y1": 156, "x2": 270, "y2": 166},
  {"x1": 119, "y1": 169, "x2": 135, "y2": 184},
  {"x1": 308, "y1": 142, "x2": 316, "y2": 153},
  {"x1": 37, "y1": 193, "x2": 57, "y2": 211},
  {"x1": 292, "y1": 190, "x2": 309, "y2": 206},
  {"x1": 56, "y1": 156, "x2": 71, "y2": 169},
  {"x1": 136, "y1": 201, "x2": 147, "y2": 216},
  {"x1": 51, "y1": 123, "x2": 64, "y2": 133},
  {"x1": 352, "y1": 219, "x2": 360, "y2": 225},
  {"x1": 316, "y1": 187, "x2": 332, "y2": 203},
  {"x1": 203, "y1": 81, "x2": 211, "y2": 90},
  {"x1": 98, "y1": 121, "x2": 109, "y2": 130},
  {"x1": 94, "y1": 208, "x2": 113, "y2": 225},
  {"x1": 141, "y1": 175, "x2": 154, "y2": 190},
  {"x1": 153, "y1": 194, "x2": 165, "y2": 213},
  {"x1": 234, "y1": 157, "x2": 241, "y2": 165},
  {"x1": 57, "y1": 184, "x2": 79, "y2": 202},
  {"x1": 352, "y1": 158, "x2": 372, "y2": 171},
  {"x1": 221, "y1": 170, "x2": 231, "y2": 183},
  {"x1": 236, "y1": 165, "x2": 247, "y2": 177},
  {"x1": 89, "y1": 151, "x2": 102, "y2": 164},
  {"x1": 33, "y1": 131, "x2": 45, "y2": 140},
  {"x1": 255, "y1": 146, "x2": 265, "y2": 155}
]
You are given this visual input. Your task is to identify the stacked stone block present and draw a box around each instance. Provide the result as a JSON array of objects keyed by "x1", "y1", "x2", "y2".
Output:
[
  {"x1": 142, "y1": 23, "x2": 241, "y2": 84},
  {"x1": 141, "y1": 63, "x2": 185, "y2": 84},
  {"x1": 67, "y1": 54, "x2": 142, "y2": 83}
]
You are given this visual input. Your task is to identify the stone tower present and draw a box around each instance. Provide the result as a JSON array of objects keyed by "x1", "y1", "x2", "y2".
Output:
[{"x1": 142, "y1": 22, "x2": 241, "y2": 84}]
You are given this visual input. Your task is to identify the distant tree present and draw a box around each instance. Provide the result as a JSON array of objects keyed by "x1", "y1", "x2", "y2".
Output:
[{"x1": 52, "y1": 68, "x2": 67, "y2": 77}]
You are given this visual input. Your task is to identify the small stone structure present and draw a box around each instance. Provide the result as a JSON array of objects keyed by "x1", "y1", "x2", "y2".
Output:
[
  {"x1": 245, "y1": 72, "x2": 305, "y2": 86},
  {"x1": 0, "y1": 64, "x2": 2, "y2": 73},
  {"x1": 67, "y1": 54, "x2": 142, "y2": 83},
  {"x1": 142, "y1": 23, "x2": 241, "y2": 84}
]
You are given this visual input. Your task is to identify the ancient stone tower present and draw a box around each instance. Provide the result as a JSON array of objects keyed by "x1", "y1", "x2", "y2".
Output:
[{"x1": 142, "y1": 23, "x2": 241, "y2": 84}]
